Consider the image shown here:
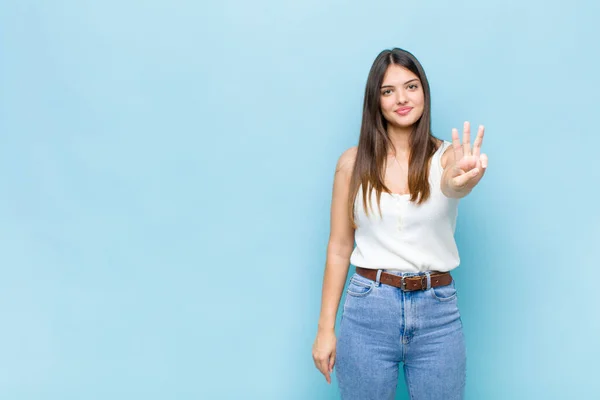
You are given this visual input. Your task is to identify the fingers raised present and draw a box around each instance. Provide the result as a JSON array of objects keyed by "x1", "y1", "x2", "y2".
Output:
[
  {"x1": 473, "y1": 125, "x2": 485, "y2": 158},
  {"x1": 452, "y1": 128, "x2": 464, "y2": 161},
  {"x1": 480, "y1": 153, "x2": 488, "y2": 169},
  {"x1": 463, "y1": 121, "x2": 472, "y2": 156}
]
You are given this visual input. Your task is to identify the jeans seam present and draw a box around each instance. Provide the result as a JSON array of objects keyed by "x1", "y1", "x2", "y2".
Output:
[
  {"x1": 405, "y1": 365, "x2": 415, "y2": 400},
  {"x1": 430, "y1": 290, "x2": 457, "y2": 302},
  {"x1": 350, "y1": 277, "x2": 372, "y2": 289},
  {"x1": 346, "y1": 286, "x2": 374, "y2": 297},
  {"x1": 429, "y1": 281, "x2": 457, "y2": 302},
  {"x1": 347, "y1": 278, "x2": 375, "y2": 297}
]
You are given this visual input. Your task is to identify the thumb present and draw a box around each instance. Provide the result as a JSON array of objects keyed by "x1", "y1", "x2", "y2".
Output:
[
  {"x1": 329, "y1": 350, "x2": 336, "y2": 372},
  {"x1": 452, "y1": 167, "x2": 480, "y2": 188}
]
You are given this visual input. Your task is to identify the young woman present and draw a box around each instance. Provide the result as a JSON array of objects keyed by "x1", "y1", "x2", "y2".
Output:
[{"x1": 311, "y1": 48, "x2": 488, "y2": 400}]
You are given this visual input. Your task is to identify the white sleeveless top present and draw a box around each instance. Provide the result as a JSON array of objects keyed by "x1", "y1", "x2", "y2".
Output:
[{"x1": 349, "y1": 140, "x2": 460, "y2": 273}]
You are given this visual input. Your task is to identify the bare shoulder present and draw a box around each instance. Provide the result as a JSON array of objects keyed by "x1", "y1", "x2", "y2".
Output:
[{"x1": 335, "y1": 146, "x2": 358, "y2": 174}]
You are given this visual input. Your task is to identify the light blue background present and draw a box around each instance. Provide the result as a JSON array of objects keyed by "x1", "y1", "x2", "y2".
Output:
[{"x1": 1, "y1": 0, "x2": 599, "y2": 399}]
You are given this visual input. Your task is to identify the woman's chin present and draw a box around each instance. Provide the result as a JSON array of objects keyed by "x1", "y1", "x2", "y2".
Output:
[
  {"x1": 387, "y1": 120, "x2": 416, "y2": 130},
  {"x1": 385, "y1": 114, "x2": 423, "y2": 130}
]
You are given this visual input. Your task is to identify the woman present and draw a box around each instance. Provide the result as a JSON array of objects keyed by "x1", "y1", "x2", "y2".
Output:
[{"x1": 311, "y1": 48, "x2": 488, "y2": 400}]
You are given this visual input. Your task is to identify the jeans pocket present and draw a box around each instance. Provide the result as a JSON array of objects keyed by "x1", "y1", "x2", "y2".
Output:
[
  {"x1": 346, "y1": 274, "x2": 375, "y2": 297},
  {"x1": 430, "y1": 279, "x2": 457, "y2": 302}
]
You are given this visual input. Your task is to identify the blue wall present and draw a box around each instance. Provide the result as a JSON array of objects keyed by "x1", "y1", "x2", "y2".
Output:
[{"x1": 1, "y1": 0, "x2": 598, "y2": 399}]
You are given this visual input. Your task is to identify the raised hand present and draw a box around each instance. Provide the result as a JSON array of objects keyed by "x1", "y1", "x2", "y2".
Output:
[{"x1": 446, "y1": 121, "x2": 488, "y2": 193}]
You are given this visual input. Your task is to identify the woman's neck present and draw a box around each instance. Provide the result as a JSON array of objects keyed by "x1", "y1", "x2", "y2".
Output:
[{"x1": 387, "y1": 125, "x2": 412, "y2": 156}]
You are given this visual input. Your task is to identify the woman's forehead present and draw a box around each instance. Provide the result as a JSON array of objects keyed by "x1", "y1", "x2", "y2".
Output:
[{"x1": 382, "y1": 65, "x2": 419, "y2": 85}]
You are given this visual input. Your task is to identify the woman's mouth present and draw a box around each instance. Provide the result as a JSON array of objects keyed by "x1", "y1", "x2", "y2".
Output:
[{"x1": 395, "y1": 107, "x2": 413, "y2": 116}]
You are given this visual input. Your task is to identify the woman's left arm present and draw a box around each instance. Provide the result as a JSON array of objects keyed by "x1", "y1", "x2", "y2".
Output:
[{"x1": 441, "y1": 121, "x2": 488, "y2": 199}]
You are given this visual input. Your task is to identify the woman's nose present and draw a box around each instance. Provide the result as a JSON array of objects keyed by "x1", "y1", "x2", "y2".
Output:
[{"x1": 396, "y1": 90, "x2": 408, "y2": 104}]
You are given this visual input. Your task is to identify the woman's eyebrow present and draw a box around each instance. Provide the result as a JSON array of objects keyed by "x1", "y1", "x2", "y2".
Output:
[{"x1": 380, "y1": 79, "x2": 419, "y2": 89}]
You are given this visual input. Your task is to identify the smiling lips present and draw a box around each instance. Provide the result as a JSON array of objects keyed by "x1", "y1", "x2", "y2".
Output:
[{"x1": 395, "y1": 107, "x2": 413, "y2": 116}]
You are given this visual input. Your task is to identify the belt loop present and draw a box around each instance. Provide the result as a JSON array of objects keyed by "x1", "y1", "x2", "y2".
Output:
[
  {"x1": 375, "y1": 269, "x2": 383, "y2": 286},
  {"x1": 425, "y1": 271, "x2": 431, "y2": 290}
]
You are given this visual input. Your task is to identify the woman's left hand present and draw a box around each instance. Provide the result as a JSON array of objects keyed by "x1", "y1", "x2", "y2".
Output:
[{"x1": 446, "y1": 121, "x2": 488, "y2": 193}]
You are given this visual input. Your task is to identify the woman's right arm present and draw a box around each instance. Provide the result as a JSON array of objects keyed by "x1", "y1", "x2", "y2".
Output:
[{"x1": 312, "y1": 147, "x2": 357, "y2": 384}]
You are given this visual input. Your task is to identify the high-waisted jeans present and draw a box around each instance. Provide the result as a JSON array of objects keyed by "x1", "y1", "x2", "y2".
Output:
[{"x1": 335, "y1": 269, "x2": 466, "y2": 400}]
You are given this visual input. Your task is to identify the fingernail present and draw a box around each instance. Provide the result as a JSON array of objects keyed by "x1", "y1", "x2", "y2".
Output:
[{"x1": 472, "y1": 169, "x2": 479, "y2": 175}]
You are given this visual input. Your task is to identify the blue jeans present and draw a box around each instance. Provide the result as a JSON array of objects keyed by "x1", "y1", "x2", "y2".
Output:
[{"x1": 335, "y1": 270, "x2": 466, "y2": 400}]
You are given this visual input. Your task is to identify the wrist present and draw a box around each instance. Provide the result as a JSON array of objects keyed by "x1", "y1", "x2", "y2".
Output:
[
  {"x1": 317, "y1": 322, "x2": 335, "y2": 333},
  {"x1": 443, "y1": 185, "x2": 472, "y2": 199}
]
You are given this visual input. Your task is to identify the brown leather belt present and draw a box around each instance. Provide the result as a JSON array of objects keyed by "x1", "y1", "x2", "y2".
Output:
[{"x1": 355, "y1": 267, "x2": 452, "y2": 291}]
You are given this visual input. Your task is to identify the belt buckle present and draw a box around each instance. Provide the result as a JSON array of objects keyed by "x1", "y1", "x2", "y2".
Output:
[{"x1": 400, "y1": 275, "x2": 428, "y2": 291}]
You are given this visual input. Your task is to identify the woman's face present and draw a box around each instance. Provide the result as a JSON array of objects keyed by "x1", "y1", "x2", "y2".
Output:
[{"x1": 379, "y1": 64, "x2": 425, "y2": 129}]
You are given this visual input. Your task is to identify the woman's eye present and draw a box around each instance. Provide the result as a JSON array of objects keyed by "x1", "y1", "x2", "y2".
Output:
[
  {"x1": 382, "y1": 89, "x2": 392, "y2": 95},
  {"x1": 408, "y1": 84, "x2": 419, "y2": 90}
]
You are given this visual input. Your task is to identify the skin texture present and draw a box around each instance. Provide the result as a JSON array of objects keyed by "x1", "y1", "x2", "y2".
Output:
[
  {"x1": 311, "y1": 65, "x2": 488, "y2": 384},
  {"x1": 379, "y1": 64, "x2": 426, "y2": 194}
]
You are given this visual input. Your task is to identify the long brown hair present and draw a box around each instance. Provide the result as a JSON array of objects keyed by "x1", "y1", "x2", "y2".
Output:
[{"x1": 349, "y1": 48, "x2": 440, "y2": 227}]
